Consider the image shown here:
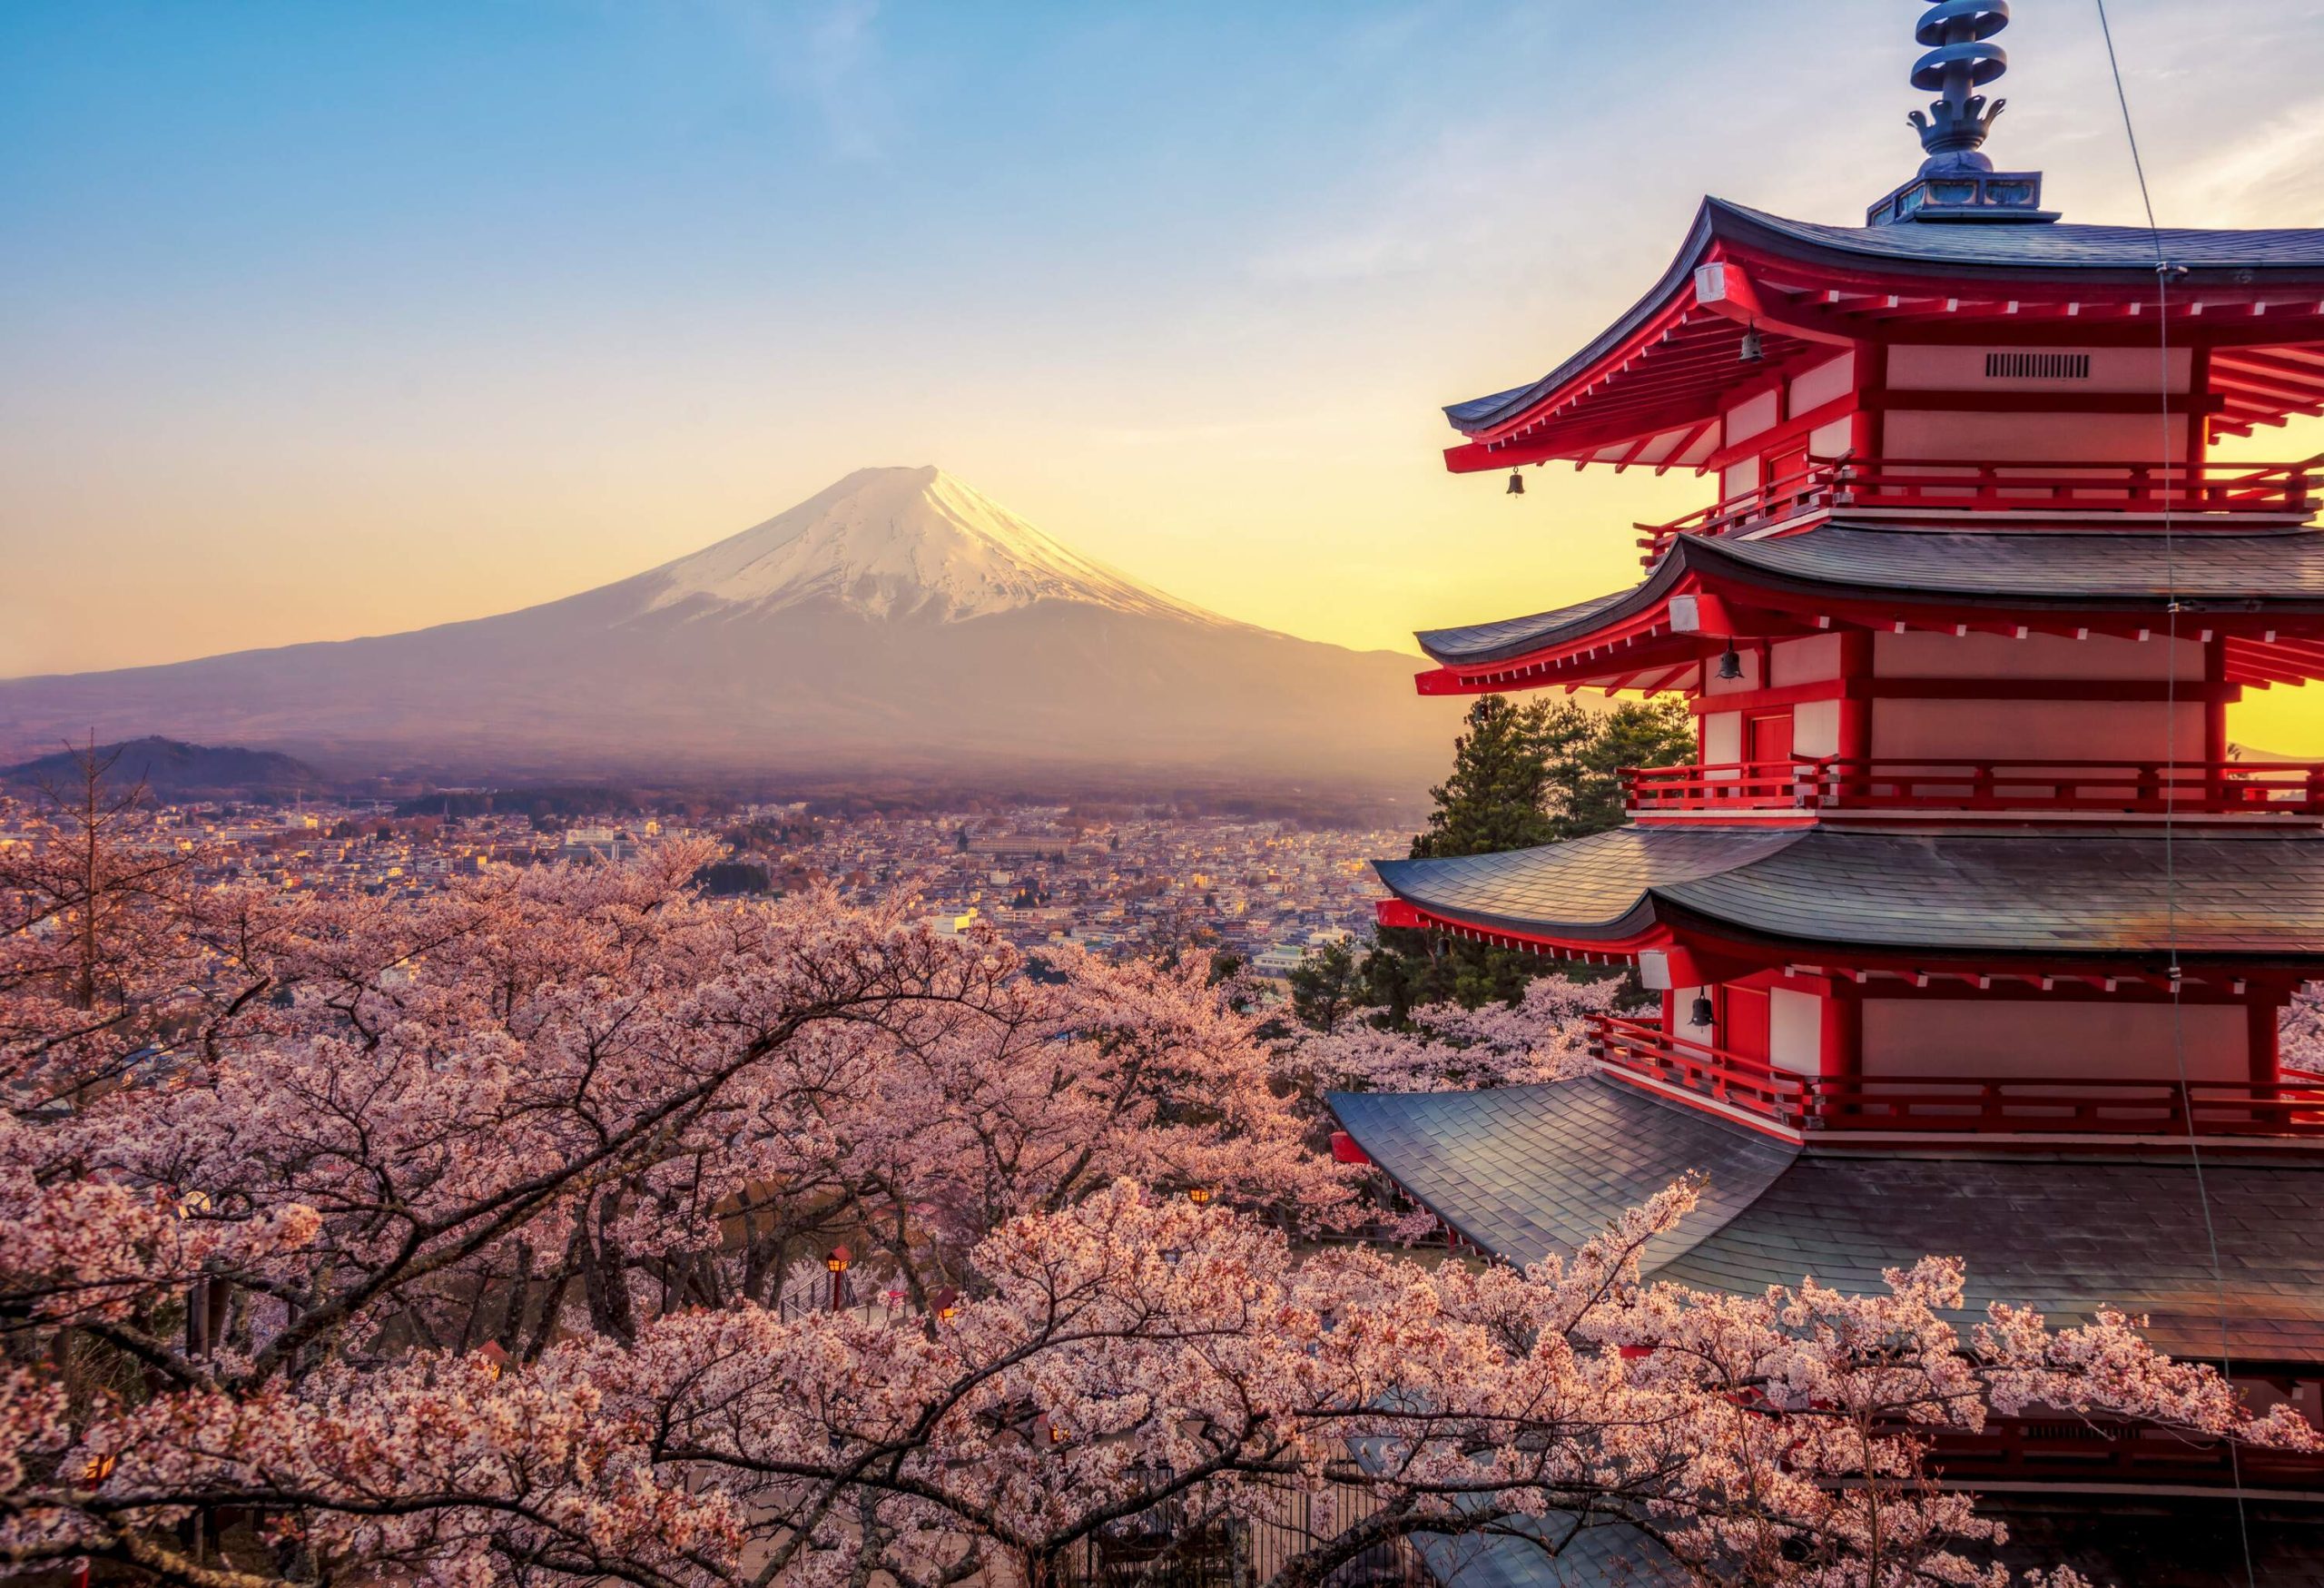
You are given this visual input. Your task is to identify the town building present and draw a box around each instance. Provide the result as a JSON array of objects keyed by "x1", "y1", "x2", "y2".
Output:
[{"x1": 1331, "y1": 7, "x2": 2324, "y2": 1579}]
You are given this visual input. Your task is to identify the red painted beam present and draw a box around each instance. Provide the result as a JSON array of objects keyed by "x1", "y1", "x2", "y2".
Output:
[{"x1": 1692, "y1": 261, "x2": 1858, "y2": 349}]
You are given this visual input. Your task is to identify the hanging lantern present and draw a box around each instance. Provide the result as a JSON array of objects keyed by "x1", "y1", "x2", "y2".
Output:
[
  {"x1": 1738, "y1": 322, "x2": 1764, "y2": 363},
  {"x1": 1187, "y1": 1186, "x2": 1212, "y2": 1207},
  {"x1": 1717, "y1": 644, "x2": 1745, "y2": 682},
  {"x1": 1506, "y1": 469, "x2": 1526, "y2": 496}
]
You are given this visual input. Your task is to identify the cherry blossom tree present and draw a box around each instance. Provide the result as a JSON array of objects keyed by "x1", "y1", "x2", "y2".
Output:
[
  {"x1": 1285, "y1": 972, "x2": 1626, "y2": 1094},
  {"x1": 2282, "y1": 981, "x2": 2324, "y2": 1078},
  {"x1": 1, "y1": 745, "x2": 281, "y2": 1119},
  {"x1": 3, "y1": 823, "x2": 2315, "y2": 1588}
]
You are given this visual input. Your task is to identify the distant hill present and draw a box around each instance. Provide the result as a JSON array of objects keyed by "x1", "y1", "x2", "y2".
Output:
[
  {"x1": 0, "y1": 468, "x2": 1461, "y2": 791},
  {"x1": 2, "y1": 736, "x2": 322, "y2": 797}
]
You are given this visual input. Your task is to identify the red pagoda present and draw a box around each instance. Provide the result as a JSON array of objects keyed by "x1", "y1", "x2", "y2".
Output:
[{"x1": 1332, "y1": 6, "x2": 2324, "y2": 1580}]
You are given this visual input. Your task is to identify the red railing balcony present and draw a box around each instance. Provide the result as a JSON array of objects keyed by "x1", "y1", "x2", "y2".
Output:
[
  {"x1": 1635, "y1": 453, "x2": 2322, "y2": 565},
  {"x1": 1591, "y1": 1015, "x2": 2324, "y2": 1140},
  {"x1": 1623, "y1": 757, "x2": 2324, "y2": 818},
  {"x1": 1928, "y1": 1415, "x2": 2324, "y2": 1490},
  {"x1": 1635, "y1": 465, "x2": 1836, "y2": 563}
]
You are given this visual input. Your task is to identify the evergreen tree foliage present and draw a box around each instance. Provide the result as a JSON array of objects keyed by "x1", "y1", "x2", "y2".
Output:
[
  {"x1": 1409, "y1": 696, "x2": 1559, "y2": 859},
  {"x1": 1546, "y1": 697, "x2": 1698, "y2": 839},
  {"x1": 1364, "y1": 693, "x2": 1699, "y2": 1014},
  {"x1": 1288, "y1": 941, "x2": 1359, "y2": 1033}
]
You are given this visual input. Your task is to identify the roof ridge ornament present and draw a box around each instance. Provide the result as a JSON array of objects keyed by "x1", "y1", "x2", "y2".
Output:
[
  {"x1": 1907, "y1": 0, "x2": 2010, "y2": 171},
  {"x1": 1867, "y1": 1, "x2": 2058, "y2": 228}
]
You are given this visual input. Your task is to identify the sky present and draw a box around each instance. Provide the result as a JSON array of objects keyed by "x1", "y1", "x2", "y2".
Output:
[{"x1": 5, "y1": 0, "x2": 2323, "y2": 751}]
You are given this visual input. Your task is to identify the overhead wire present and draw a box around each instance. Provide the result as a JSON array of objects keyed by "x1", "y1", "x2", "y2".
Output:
[{"x1": 2092, "y1": 3, "x2": 2257, "y2": 1580}]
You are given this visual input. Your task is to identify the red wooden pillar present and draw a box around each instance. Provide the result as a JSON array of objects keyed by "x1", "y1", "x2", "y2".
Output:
[
  {"x1": 1837, "y1": 631, "x2": 1875, "y2": 784},
  {"x1": 1854, "y1": 340, "x2": 1883, "y2": 465},
  {"x1": 2250, "y1": 995, "x2": 2281, "y2": 1089},
  {"x1": 1820, "y1": 979, "x2": 1863, "y2": 1080},
  {"x1": 2203, "y1": 637, "x2": 2229, "y2": 801},
  {"x1": 2188, "y1": 347, "x2": 2212, "y2": 470}
]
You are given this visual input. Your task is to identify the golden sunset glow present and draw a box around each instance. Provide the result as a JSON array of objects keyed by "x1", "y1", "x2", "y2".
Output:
[{"x1": 3, "y1": 2, "x2": 2318, "y2": 759}]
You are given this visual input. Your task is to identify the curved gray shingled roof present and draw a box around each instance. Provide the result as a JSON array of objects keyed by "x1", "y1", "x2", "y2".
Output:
[
  {"x1": 1375, "y1": 827, "x2": 2324, "y2": 962},
  {"x1": 1373, "y1": 827, "x2": 1804, "y2": 942},
  {"x1": 1406, "y1": 1514, "x2": 1693, "y2": 1588},
  {"x1": 1328, "y1": 1078, "x2": 2324, "y2": 1366},
  {"x1": 1719, "y1": 199, "x2": 2324, "y2": 278},
  {"x1": 1448, "y1": 197, "x2": 2324, "y2": 433},
  {"x1": 1414, "y1": 584, "x2": 1655, "y2": 668},
  {"x1": 1414, "y1": 526, "x2": 2324, "y2": 666},
  {"x1": 1327, "y1": 1075, "x2": 1798, "y2": 1271},
  {"x1": 1398, "y1": 1494, "x2": 2324, "y2": 1588},
  {"x1": 1657, "y1": 1151, "x2": 2324, "y2": 1365},
  {"x1": 1706, "y1": 525, "x2": 2324, "y2": 608}
]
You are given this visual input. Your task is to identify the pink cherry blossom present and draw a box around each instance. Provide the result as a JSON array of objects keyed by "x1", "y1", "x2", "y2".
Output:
[
  {"x1": 1285, "y1": 972, "x2": 1625, "y2": 1094},
  {"x1": 3, "y1": 804, "x2": 2310, "y2": 1588}
]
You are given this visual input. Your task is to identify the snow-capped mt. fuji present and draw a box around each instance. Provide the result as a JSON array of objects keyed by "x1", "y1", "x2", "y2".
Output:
[
  {"x1": 0, "y1": 469, "x2": 1457, "y2": 785},
  {"x1": 645, "y1": 467, "x2": 1228, "y2": 626}
]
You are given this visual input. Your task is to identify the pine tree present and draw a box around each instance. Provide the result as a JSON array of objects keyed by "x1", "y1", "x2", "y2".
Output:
[
  {"x1": 1548, "y1": 696, "x2": 1698, "y2": 839},
  {"x1": 1410, "y1": 696, "x2": 1558, "y2": 859},
  {"x1": 1288, "y1": 942, "x2": 1359, "y2": 1033},
  {"x1": 1364, "y1": 694, "x2": 1699, "y2": 1015}
]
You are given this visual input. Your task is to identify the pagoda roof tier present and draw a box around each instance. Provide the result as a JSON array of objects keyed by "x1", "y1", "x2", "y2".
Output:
[
  {"x1": 1328, "y1": 1074, "x2": 2324, "y2": 1365},
  {"x1": 1394, "y1": 1505, "x2": 2324, "y2": 1588},
  {"x1": 1413, "y1": 524, "x2": 2324, "y2": 693},
  {"x1": 1446, "y1": 199, "x2": 2324, "y2": 469},
  {"x1": 1372, "y1": 826, "x2": 2324, "y2": 969}
]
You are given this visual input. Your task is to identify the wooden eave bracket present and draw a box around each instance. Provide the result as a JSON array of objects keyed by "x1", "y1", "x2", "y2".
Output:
[{"x1": 1691, "y1": 261, "x2": 1856, "y2": 350}]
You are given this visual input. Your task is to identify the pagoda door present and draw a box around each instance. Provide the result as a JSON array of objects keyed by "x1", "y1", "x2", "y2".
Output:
[
  {"x1": 1720, "y1": 987, "x2": 1771, "y2": 1065},
  {"x1": 1768, "y1": 441, "x2": 1810, "y2": 507},
  {"x1": 1747, "y1": 710, "x2": 1795, "y2": 796}
]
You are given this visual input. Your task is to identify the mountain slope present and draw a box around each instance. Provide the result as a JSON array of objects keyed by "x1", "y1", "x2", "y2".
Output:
[
  {"x1": 0, "y1": 468, "x2": 1457, "y2": 785},
  {"x1": 2, "y1": 737, "x2": 322, "y2": 796},
  {"x1": 644, "y1": 467, "x2": 1226, "y2": 625}
]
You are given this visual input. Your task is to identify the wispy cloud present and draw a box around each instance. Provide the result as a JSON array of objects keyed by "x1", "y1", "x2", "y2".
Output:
[
  {"x1": 800, "y1": 0, "x2": 882, "y2": 161},
  {"x1": 2162, "y1": 97, "x2": 2324, "y2": 222},
  {"x1": 690, "y1": 0, "x2": 890, "y2": 160}
]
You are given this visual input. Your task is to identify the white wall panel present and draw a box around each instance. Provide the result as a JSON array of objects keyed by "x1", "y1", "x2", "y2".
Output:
[
  {"x1": 1861, "y1": 999, "x2": 2245, "y2": 1082},
  {"x1": 1771, "y1": 635, "x2": 1844, "y2": 686},
  {"x1": 1881, "y1": 409, "x2": 2188, "y2": 463},
  {"x1": 1871, "y1": 699, "x2": 2202, "y2": 763},
  {"x1": 1702, "y1": 713, "x2": 1742, "y2": 767},
  {"x1": 1875, "y1": 631, "x2": 2202, "y2": 681},
  {"x1": 1886, "y1": 344, "x2": 2191, "y2": 393},
  {"x1": 1725, "y1": 390, "x2": 1778, "y2": 444},
  {"x1": 1788, "y1": 353, "x2": 1856, "y2": 414},
  {"x1": 1794, "y1": 699, "x2": 1840, "y2": 757},
  {"x1": 1770, "y1": 989, "x2": 1824, "y2": 1076}
]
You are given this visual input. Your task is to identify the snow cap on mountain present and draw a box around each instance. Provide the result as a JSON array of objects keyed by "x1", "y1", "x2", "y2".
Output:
[{"x1": 645, "y1": 466, "x2": 1226, "y2": 624}]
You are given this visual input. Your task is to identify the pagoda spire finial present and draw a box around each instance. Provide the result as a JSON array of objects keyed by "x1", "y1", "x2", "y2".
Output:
[
  {"x1": 1906, "y1": 0, "x2": 2008, "y2": 173},
  {"x1": 1866, "y1": 0, "x2": 2054, "y2": 225}
]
